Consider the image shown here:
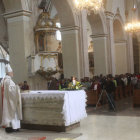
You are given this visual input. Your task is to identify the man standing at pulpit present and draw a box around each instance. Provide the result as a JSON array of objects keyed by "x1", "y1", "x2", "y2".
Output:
[{"x1": 0, "y1": 64, "x2": 22, "y2": 133}]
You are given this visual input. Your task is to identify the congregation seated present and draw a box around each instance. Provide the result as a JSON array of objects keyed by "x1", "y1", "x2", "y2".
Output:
[
  {"x1": 46, "y1": 73, "x2": 140, "y2": 91},
  {"x1": 59, "y1": 79, "x2": 68, "y2": 89},
  {"x1": 81, "y1": 77, "x2": 91, "y2": 90},
  {"x1": 48, "y1": 78, "x2": 59, "y2": 90}
]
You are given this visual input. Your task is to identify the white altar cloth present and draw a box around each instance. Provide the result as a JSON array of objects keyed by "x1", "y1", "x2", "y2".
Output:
[{"x1": 21, "y1": 90, "x2": 87, "y2": 126}]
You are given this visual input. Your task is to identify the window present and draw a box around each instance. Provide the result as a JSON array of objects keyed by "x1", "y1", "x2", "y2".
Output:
[{"x1": 56, "y1": 22, "x2": 62, "y2": 41}]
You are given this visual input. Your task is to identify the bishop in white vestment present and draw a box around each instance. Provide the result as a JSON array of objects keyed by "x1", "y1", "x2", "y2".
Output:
[{"x1": 0, "y1": 64, "x2": 22, "y2": 133}]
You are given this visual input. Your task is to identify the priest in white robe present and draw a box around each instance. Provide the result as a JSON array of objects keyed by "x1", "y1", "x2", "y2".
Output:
[{"x1": 0, "y1": 64, "x2": 22, "y2": 133}]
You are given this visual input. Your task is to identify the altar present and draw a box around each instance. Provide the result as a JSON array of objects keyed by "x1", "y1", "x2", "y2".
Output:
[{"x1": 21, "y1": 90, "x2": 87, "y2": 131}]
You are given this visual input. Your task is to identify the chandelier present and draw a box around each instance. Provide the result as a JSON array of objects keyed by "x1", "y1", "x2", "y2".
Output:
[
  {"x1": 124, "y1": 22, "x2": 140, "y2": 32},
  {"x1": 124, "y1": 0, "x2": 140, "y2": 32},
  {"x1": 74, "y1": 0, "x2": 104, "y2": 13}
]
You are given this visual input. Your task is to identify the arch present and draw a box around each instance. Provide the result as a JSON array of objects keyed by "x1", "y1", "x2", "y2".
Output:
[
  {"x1": 87, "y1": 11, "x2": 108, "y2": 75},
  {"x1": 87, "y1": 11, "x2": 107, "y2": 35},
  {"x1": 3, "y1": 0, "x2": 76, "y2": 27},
  {"x1": 113, "y1": 14, "x2": 126, "y2": 42},
  {"x1": 51, "y1": 0, "x2": 76, "y2": 26}
]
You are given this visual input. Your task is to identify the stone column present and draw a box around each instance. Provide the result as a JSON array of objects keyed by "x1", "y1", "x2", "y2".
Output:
[
  {"x1": 115, "y1": 40, "x2": 128, "y2": 74},
  {"x1": 79, "y1": 10, "x2": 90, "y2": 77},
  {"x1": 90, "y1": 34, "x2": 108, "y2": 75},
  {"x1": 127, "y1": 33, "x2": 134, "y2": 73},
  {"x1": 61, "y1": 26, "x2": 81, "y2": 79},
  {"x1": 106, "y1": 12, "x2": 116, "y2": 75},
  {"x1": 4, "y1": 10, "x2": 32, "y2": 84}
]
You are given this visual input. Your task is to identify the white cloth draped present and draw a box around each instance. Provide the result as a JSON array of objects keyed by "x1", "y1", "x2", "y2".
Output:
[
  {"x1": 0, "y1": 75, "x2": 22, "y2": 129},
  {"x1": 21, "y1": 90, "x2": 87, "y2": 126}
]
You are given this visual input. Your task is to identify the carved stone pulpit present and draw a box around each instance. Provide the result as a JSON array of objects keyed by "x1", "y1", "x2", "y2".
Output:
[{"x1": 28, "y1": 11, "x2": 63, "y2": 79}]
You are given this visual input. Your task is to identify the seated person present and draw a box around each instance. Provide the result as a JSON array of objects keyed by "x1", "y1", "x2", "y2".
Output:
[
  {"x1": 59, "y1": 79, "x2": 67, "y2": 89},
  {"x1": 21, "y1": 81, "x2": 29, "y2": 90},
  {"x1": 84, "y1": 77, "x2": 91, "y2": 90}
]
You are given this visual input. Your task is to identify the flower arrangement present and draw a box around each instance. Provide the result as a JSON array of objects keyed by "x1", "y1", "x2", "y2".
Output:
[
  {"x1": 68, "y1": 81, "x2": 83, "y2": 90},
  {"x1": 67, "y1": 77, "x2": 83, "y2": 90}
]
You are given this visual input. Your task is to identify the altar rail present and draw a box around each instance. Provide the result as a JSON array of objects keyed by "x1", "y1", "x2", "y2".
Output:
[{"x1": 86, "y1": 85, "x2": 134, "y2": 106}]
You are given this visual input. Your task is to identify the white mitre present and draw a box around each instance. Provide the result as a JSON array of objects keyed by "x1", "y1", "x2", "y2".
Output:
[{"x1": 5, "y1": 64, "x2": 13, "y2": 73}]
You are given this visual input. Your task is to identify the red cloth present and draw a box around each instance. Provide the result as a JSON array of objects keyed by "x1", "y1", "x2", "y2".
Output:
[
  {"x1": 28, "y1": 137, "x2": 46, "y2": 140},
  {"x1": 137, "y1": 75, "x2": 140, "y2": 80}
]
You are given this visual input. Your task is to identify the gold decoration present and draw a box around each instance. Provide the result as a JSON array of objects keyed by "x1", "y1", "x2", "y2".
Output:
[
  {"x1": 35, "y1": 12, "x2": 58, "y2": 31},
  {"x1": 37, "y1": 69, "x2": 58, "y2": 80},
  {"x1": 124, "y1": 22, "x2": 140, "y2": 32},
  {"x1": 124, "y1": 0, "x2": 140, "y2": 32},
  {"x1": 36, "y1": 53, "x2": 60, "y2": 80},
  {"x1": 56, "y1": 42, "x2": 62, "y2": 52},
  {"x1": 34, "y1": 11, "x2": 58, "y2": 53},
  {"x1": 74, "y1": 0, "x2": 104, "y2": 13}
]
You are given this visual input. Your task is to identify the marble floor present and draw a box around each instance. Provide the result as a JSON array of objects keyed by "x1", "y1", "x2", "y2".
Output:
[
  {"x1": 73, "y1": 114, "x2": 140, "y2": 140},
  {"x1": 72, "y1": 97, "x2": 140, "y2": 140},
  {"x1": 1, "y1": 97, "x2": 140, "y2": 140}
]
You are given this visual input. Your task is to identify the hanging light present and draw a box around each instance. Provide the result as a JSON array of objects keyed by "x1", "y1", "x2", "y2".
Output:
[
  {"x1": 74, "y1": 0, "x2": 104, "y2": 13},
  {"x1": 124, "y1": 21, "x2": 140, "y2": 32},
  {"x1": 124, "y1": 0, "x2": 140, "y2": 32}
]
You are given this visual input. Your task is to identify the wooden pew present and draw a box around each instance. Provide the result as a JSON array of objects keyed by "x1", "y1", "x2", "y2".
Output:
[
  {"x1": 86, "y1": 90, "x2": 99, "y2": 106},
  {"x1": 125, "y1": 86, "x2": 130, "y2": 97},
  {"x1": 133, "y1": 89, "x2": 140, "y2": 107},
  {"x1": 115, "y1": 87, "x2": 119, "y2": 101},
  {"x1": 117, "y1": 86, "x2": 123, "y2": 99}
]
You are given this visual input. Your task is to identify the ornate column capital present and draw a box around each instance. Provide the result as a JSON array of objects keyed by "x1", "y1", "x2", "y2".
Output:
[{"x1": 105, "y1": 11, "x2": 114, "y2": 19}]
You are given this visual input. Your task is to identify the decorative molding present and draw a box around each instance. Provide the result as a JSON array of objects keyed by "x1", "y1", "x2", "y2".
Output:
[
  {"x1": 60, "y1": 26, "x2": 79, "y2": 32},
  {"x1": 115, "y1": 40, "x2": 127, "y2": 44},
  {"x1": 90, "y1": 34, "x2": 108, "y2": 38},
  {"x1": 105, "y1": 11, "x2": 114, "y2": 19},
  {"x1": 3, "y1": 10, "x2": 32, "y2": 19}
]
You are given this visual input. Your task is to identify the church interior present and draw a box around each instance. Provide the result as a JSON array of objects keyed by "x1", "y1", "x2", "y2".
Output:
[{"x1": 1, "y1": 0, "x2": 140, "y2": 140}]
